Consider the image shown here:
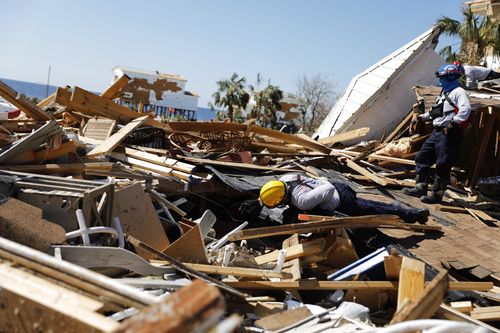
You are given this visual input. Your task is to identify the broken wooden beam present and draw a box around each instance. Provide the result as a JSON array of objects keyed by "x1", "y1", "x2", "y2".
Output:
[
  {"x1": 0, "y1": 80, "x2": 51, "y2": 120},
  {"x1": 317, "y1": 127, "x2": 370, "y2": 145},
  {"x1": 115, "y1": 280, "x2": 225, "y2": 333},
  {"x1": 100, "y1": 74, "x2": 130, "y2": 100}
]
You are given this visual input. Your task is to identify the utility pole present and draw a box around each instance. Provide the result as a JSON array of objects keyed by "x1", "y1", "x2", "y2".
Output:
[{"x1": 45, "y1": 65, "x2": 51, "y2": 98}]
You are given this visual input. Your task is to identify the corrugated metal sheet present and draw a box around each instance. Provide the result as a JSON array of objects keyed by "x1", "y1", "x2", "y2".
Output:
[{"x1": 315, "y1": 26, "x2": 444, "y2": 143}]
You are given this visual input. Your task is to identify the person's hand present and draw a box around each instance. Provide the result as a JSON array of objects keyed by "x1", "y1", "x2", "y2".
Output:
[{"x1": 443, "y1": 122, "x2": 454, "y2": 135}]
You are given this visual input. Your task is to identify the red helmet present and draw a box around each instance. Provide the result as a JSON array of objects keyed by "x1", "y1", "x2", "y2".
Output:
[{"x1": 453, "y1": 61, "x2": 465, "y2": 74}]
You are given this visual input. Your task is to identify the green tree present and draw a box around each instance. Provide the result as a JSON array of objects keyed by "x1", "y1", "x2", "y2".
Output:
[
  {"x1": 437, "y1": 7, "x2": 500, "y2": 64},
  {"x1": 249, "y1": 74, "x2": 283, "y2": 128},
  {"x1": 210, "y1": 73, "x2": 249, "y2": 122}
]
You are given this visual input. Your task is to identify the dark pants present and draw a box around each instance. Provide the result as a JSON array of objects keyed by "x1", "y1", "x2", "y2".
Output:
[
  {"x1": 485, "y1": 70, "x2": 500, "y2": 81},
  {"x1": 415, "y1": 128, "x2": 462, "y2": 185},
  {"x1": 332, "y1": 182, "x2": 418, "y2": 222}
]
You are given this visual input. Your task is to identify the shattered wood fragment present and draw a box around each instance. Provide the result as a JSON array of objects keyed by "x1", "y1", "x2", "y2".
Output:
[
  {"x1": 391, "y1": 269, "x2": 448, "y2": 324},
  {"x1": 87, "y1": 116, "x2": 148, "y2": 157},
  {"x1": 126, "y1": 235, "x2": 248, "y2": 299},
  {"x1": 0, "y1": 162, "x2": 113, "y2": 174},
  {"x1": 397, "y1": 257, "x2": 425, "y2": 311},
  {"x1": 101, "y1": 74, "x2": 131, "y2": 100},
  {"x1": 115, "y1": 280, "x2": 225, "y2": 333},
  {"x1": 164, "y1": 225, "x2": 209, "y2": 264},
  {"x1": 0, "y1": 80, "x2": 51, "y2": 120},
  {"x1": 254, "y1": 239, "x2": 324, "y2": 265},
  {"x1": 318, "y1": 127, "x2": 370, "y2": 145},
  {"x1": 183, "y1": 263, "x2": 291, "y2": 279}
]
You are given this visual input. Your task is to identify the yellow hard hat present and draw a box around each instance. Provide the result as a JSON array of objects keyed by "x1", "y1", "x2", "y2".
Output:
[{"x1": 260, "y1": 180, "x2": 286, "y2": 208}]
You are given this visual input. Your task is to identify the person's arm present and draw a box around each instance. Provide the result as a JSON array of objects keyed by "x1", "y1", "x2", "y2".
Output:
[
  {"x1": 291, "y1": 183, "x2": 336, "y2": 210},
  {"x1": 451, "y1": 92, "x2": 471, "y2": 125}
]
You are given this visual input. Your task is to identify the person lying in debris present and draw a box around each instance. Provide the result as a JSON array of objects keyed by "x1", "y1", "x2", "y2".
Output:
[
  {"x1": 453, "y1": 60, "x2": 500, "y2": 90},
  {"x1": 258, "y1": 174, "x2": 430, "y2": 224}
]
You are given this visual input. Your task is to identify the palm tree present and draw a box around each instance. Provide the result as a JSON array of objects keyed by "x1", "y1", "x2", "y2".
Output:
[
  {"x1": 249, "y1": 74, "x2": 283, "y2": 128},
  {"x1": 210, "y1": 73, "x2": 250, "y2": 122},
  {"x1": 437, "y1": 7, "x2": 500, "y2": 64}
]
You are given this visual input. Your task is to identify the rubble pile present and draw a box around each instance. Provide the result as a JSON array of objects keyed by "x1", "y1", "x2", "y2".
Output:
[{"x1": 0, "y1": 77, "x2": 499, "y2": 333}]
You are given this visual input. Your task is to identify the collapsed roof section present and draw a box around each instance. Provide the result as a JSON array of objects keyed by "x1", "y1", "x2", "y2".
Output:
[{"x1": 315, "y1": 26, "x2": 444, "y2": 144}]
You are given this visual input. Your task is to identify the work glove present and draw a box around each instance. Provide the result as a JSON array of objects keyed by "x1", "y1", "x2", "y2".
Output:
[{"x1": 443, "y1": 122, "x2": 454, "y2": 136}]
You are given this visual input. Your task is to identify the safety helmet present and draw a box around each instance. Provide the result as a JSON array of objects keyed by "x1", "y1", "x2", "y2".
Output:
[
  {"x1": 259, "y1": 180, "x2": 286, "y2": 208},
  {"x1": 435, "y1": 64, "x2": 462, "y2": 80},
  {"x1": 452, "y1": 61, "x2": 465, "y2": 74}
]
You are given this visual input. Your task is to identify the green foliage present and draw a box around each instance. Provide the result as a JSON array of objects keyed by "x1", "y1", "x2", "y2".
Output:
[
  {"x1": 437, "y1": 7, "x2": 500, "y2": 65},
  {"x1": 211, "y1": 73, "x2": 250, "y2": 123},
  {"x1": 249, "y1": 74, "x2": 283, "y2": 129}
]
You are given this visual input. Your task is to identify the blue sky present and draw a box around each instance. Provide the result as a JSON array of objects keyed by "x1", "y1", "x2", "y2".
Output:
[{"x1": 1, "y1": 0, "x2": 464, "y2": 106}]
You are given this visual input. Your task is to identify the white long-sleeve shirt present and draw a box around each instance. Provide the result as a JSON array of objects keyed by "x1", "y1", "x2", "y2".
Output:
[
  {"x1": 420, "y1": 87, "x2": 471, "y2": 128},
  {"x1": 464, "y1": 66, "x2": 491, "y2": 89},
  {"x1": 279, "y1": 174, "x2": 340, "y2": 211}
]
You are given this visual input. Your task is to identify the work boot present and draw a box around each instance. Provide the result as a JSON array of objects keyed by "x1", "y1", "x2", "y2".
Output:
[
  {"x1": 405, "y1": 208, "x2": 430, "y2": 224},
  {"x1": 402, "y1": 182, "x2": 428, "y2": 198},
  {"x1": 420, "y1": 182, "x2": 447, "y2": 204}
]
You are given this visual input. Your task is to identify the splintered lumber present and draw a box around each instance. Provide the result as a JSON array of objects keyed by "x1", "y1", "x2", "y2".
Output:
[
  {"x1": 250, "y1": 125, "x2": 331, "y2": 154},
  {"x1": 254, "y1": 239, "x2": 324, "y2": 265},
  {"x1": 164, "y1": 225, "x2": 209, "y2": 264},
  {"x1": 183, "y1": 263, "x2": 291, "y2": 279},
  {"x1": 87, "y1": 116, "x2": 148, "y2": 157},
  {"x1": 228, "y1": 215, "x2": 441, "y2": 241},
  {"x1": 344, "y1": 159, "x2": 389, "y2": 186},
  {"x1": 0, "y1": 262, "x2": 120, "y2": 333},
  {"x1": 397, "y1": 257, "x2": 425, "y2": 311},
  {"x1": 224, "y1": 280, "x2": 492, "y2": 291},
  {"x1": 450, "y1": 301, "x2": 473, "y2": 314},
  {"x1": 0, "y1": 80, "x2": 51, "y2": 120},
  {"x1": 318, "y1": 127, "x2": 370, "y2": 145},
  {"x1": 384, "y1": 249, "x2": 403, "y2": 281},
  {"x1": 127, "y1": 235, "x2": 248, "y2": 299},
  {"x1": 0, "y1": 162, "x2": 113, "y2": 174},
  {"x1": 0, "y1": 120, "x2": 62, "y2": 164},
  {"x1": 333, "y1": 149, "x2": 417, "y2": 166},
  {"x1": 0, "y1": 236, "x2": 157, "y2": 309},
  {"x1": 436, "y1": 304, "x2": 500, "y2": 333},
  {"x1": 115, "y1": 280, "x2": 225, "y2": 333},
  {"x1": 69, "y1": 86, "x2": 163, "y2": 127},
  {"x1": 123, "y1": 147, "x2": 196, "y2": 174},
  {"x1": 179, "y1": 155, "x2": 300, "y2": 172},
  {"x1": 110, "y1": 152, "x2": 200, "y2": 181},
  {"x1": 100, "y1": 74, "x2": 130, "y2": 100},
  {"x1": 391, "y1": 269, "x2": 449, "y2": 324},
  {"x1": 471, "y1": 306, "x2": 500, "y2": 322}
]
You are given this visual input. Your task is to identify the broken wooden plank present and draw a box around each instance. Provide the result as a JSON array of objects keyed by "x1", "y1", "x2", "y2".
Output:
[
  {"x1": 384, "y1": 249, "x2": 403, "y2": 281},
  {"x1": 115, "y1": 280, "x2": 224, "y2": 333},
  {"x1": 183, "y1": 263, "x2": 290, "y2": 279},
  {"x1": 318, "y1": 127, "x2": 370, "y2": 145},
  {"x1": 471, "y1": 306, "x2": 500, "y2": 322},
  {"x1": 254, "y1": 239, "x2": 324, "y2": 265},
  {"x1": 70, "y1": 86, "x2": 163, "y2": 127},
  {"x1": 0, "y1": 162, "x2": 113, "y2": 174},
  {"x1": 344, "y1": 158, "x2": 389, "y2": 186},
  {"x1": 87, "y1": 116, "x2": 148, "y2": 157},
  {"x1": 100, "y1": 74, "x2": 130, "y2": 100},
  {"x1": 178, "y1": 155, "x2": 301, "y2": 172},
  {"x1": 0, "y1": 262, "x2": 120, "y2": 333},
  {"x1": 0, "y1": 80, "x2": 51, "y2": 120},
  {"x1": 436, "y1": 304, "x2": 500, "y2": 332},
  {"x1": 450, "y1": 301, "x2": 473, "y2": 314},
  {"x1": 127, "y1": 235, "x2": 248, "y2": 299},
  {"x1": 397, "y1": 257, "x2": 425, "y2": 311},
  {"x1": 391, "y1": 269, "x2": 448, "y2": 324},
  {"x1": 224, "y1": 280, "x2": 491, "y2": 291},
  {"x1": 164, "y1": 225, "x2": 209, "y2": 264},
  {"x1": 124, "y1": 147, "x2": 196, "y2": 174},
  {"x1": 229, "y1": 215, "x2": 440, "y2": 241}
]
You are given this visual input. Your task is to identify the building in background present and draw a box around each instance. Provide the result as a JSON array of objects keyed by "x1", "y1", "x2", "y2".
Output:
[{"x1": 111, "y1": 66, "x2": 199, "y2": 121}]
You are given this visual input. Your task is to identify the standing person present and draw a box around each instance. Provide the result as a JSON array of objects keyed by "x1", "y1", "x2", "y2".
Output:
[
  {"x1": 454, "y1": 61, "x2": 500, "y2": 89},
  {"x1": 259, "y1": 174, "x2": 430, "y2": 223},
  {"x1": 402, "y1": 64, "x2": 471, "y2": 203}
]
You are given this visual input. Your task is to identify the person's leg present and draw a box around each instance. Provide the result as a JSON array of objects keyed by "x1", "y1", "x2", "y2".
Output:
[
  {"x1": 334, "y1": 183, "x2": 429, "y2": 223},
  {"x1": 403, "y1": 132, "x2": 437, "y2": 197},
  {"x1": 421, "y1": 128, "x2": 462, "y2": 203},
  {"x1": 485, "y1": 70, "x2": 500, "y2": 80}
]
